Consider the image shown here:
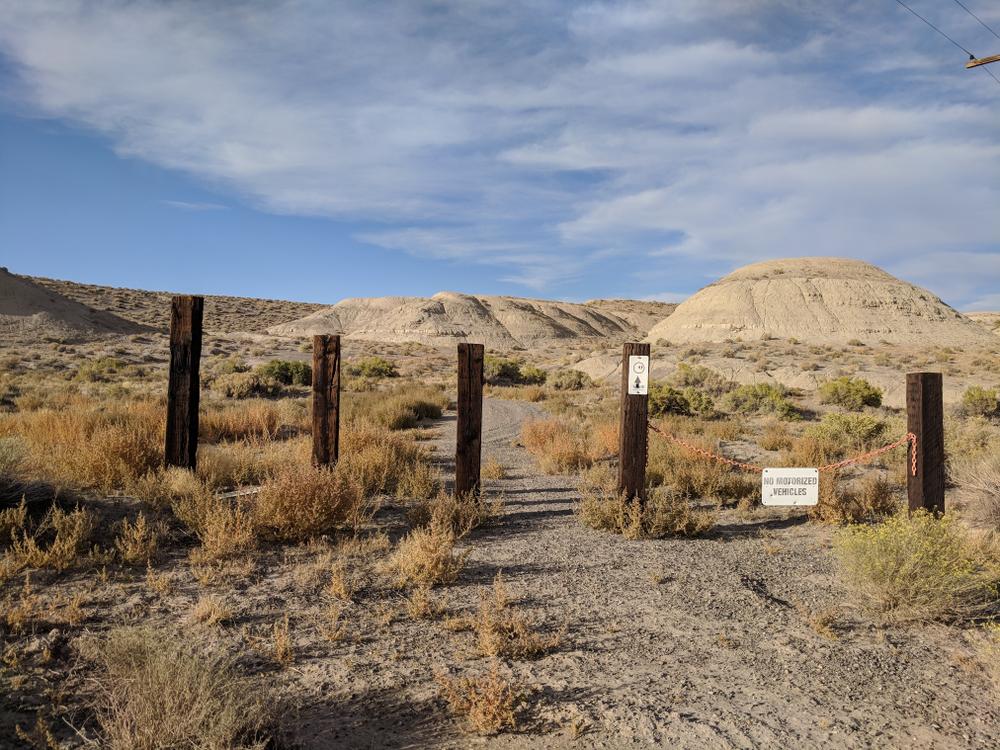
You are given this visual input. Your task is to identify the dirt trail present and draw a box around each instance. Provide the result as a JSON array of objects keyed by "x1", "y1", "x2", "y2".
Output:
[{"x1": 295, "y1": 399, "x2": 997, "y2": 749}]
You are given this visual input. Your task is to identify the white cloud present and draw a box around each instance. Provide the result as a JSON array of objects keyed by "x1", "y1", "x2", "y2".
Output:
[
  {"x1": 0, "y1": 0, "x2": 997, "y2": 303},
  {"x1": 162, "y1": 200, "x2": 227, "y2": 211}
]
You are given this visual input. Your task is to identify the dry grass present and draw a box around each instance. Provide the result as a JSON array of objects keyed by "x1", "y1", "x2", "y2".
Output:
[
  {"x1": 436, "y1": 663, "x2": 525, "y2": 735},
  {"x1": 0, "y1": 400, "x2": 162, "y2": 494},
  {"x1": 339, "y1": 425, "x2": 440, "y2": 499},
  {"x1": 272, "y1": 615, "x2": 294, "y2": 665},
  {"x1": 199, "y1": 400, "x2": 287, "y2": 443},
  {"x1": 405, "y1": 583, "x2": 444, "y2": 620},
  {"x1": 475, "y1": 573, "x2": 563, "y2": 659},
  {"x1": 384, "y1": 520, "x2": 469, "y2": 587},
  {"x1": 834, "y1": 511, "x2": 1000, "y2": 623},
  {"x1": 481, "y1": 456, "x2": 506, "y2": 481},
  {"x1": 253, "y1": 464, "x2": 367, "y2": 541},
  {"x1": 80, "y1": 627, "x2": 271, "y2": 749},
  {"x1": 521, "y1": 418, "x2": 593, "y2": 474},
  {"x1": 952, "y1": 452, "x2": 1000, "y2": 530}
]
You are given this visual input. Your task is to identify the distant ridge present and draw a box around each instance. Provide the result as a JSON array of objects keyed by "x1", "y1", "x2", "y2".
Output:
[
  {"x1": 268, "y1": 292, "x2": 674, "y2": 348},
  {"x1": 0, "y1": 267, "x2": 148, "y2": 339},
  {"x1": 645, "y1": 257, "x2": 992, "y2": 346}
]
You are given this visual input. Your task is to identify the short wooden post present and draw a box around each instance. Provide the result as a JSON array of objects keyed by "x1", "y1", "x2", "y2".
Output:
[
  {"x1": 906, "y1": 372, "x2": 945, "y2": 514},
  {"x1": 618, "y1": 342, "x2": 650, "y2": 504},
  {"x1": 456, "y1": 343, "x2": 484, "y2": 498},
  {"x1": 165, "y1": 295, "x2": 203, "y2": 469},
  {"x1": 312, "y1": 334, "x2": 341, "y2": 467}
]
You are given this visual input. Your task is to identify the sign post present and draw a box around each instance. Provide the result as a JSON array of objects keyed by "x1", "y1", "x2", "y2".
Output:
[
  {"x1": 165, "y1": 295, "x2": 203, "y2": 470},
  {"x1": 618, "y1": 343, "x2": 650, "y2": 504}
]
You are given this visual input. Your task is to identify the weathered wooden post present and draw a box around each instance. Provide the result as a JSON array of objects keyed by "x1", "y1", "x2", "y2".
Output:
[
  {"x1": 618, "y1": 342, "x2": 650, "y2": 503},
  {"x1": 906, "y1": 372, "x2": 945, "y2": 514},
  {"x1": 165, "y1": 295, "x2": 203, "y2": 469},
  {"x1": 312, "y1": 334, "x2": 341, "y2": 467},
  {"x1": 456, "y1": 343, "x2": 484, "y2": 498}
]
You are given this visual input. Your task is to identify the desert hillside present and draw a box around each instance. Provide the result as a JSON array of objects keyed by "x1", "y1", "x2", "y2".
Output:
[
  {"x1": 269, "y1": 292, "x2": 673, "y2": 348},
  {"x1": 0, "y1": 267, "x2": 148, "y2": 340},
  {"x1": 30, "y1": 275, "x2": 326, "y2": 334},
  {"x1": 966, "y1": 312, "x2": 1000, "y2": 335},
  {"x1": 645, "y1": 257, "x2": 991, "y2": 347}
]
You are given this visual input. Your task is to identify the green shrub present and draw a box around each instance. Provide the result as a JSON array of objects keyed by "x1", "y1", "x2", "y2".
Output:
[
  {"x1": 213, "y1": 373, "x2": 282, "y2": 399},
  {"x1": 681, "y1": 387, "x2": 715, "y2": 417},
  {"x1": 550, "y1": 369, "x2": 592, "y2": 391},
  {"x1": 648, "y1": 383, "x2": 691, "y2": 417},
  {"x1": 346, "y1": 356, "x2": 398, "y2": 379},
  {"x1": 805, "y1": 413, "x2": 887, "y2": 455},
  {"x1": 517, "y1": 365, "x2": 547, "y2": 386},
  {"x1": 214, "y1": 357, "x2": 250, "y2": 375},
  {"x1": 818, "y1": 377, "x2": 882, "y2": 410},
  {"x1": 484, "y1": 356, "x2": 545, "y2": 386},
  {"x1": 833, "y1": 511, "x2": 1000, "y2": 623},
  {"x1": 671, "y1": 363, "x2": 730, "y2": 395},
  {"x1": 961, "y1": 386, "x2": 999, "y2": 418},
  {"x1": 74, "y1": 357, "x2": 125, "y2": 383},
  {"x1": 255, "y1": 359, "x2": 311, "y2": 386},
  {"x1": 721, "y1": 383, "x2": 797, "y2": 419}
]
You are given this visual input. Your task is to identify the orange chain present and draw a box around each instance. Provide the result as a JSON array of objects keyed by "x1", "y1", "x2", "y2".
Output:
[{"x1": 647, "y1": 422, "x2": 918, "y2": 476}]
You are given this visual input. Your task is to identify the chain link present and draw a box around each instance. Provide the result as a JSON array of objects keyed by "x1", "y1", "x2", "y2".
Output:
[{"x1": 647, "y1": 422, "x2": 918, "y2": 477}]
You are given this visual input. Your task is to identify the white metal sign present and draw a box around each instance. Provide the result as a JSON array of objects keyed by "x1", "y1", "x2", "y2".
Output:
[
  {"x1": 761, "y1": 467, "x2": 819, "y2": 506},
  {"x1": 627, "y1": 355, "x2": 649, "y2": 395}
]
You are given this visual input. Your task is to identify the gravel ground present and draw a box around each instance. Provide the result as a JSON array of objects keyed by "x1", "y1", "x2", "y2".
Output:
[{"x1": 295, "y1": 398, "x2": 998, "y2": 749}]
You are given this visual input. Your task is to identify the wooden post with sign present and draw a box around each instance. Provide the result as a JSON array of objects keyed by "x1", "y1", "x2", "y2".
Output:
[
  {"x1": 906, "y1": 372, "x2": 945, "y2": 514},
  {"x1": 456, "y1": 343, "x2": 484, "y2": 498},
  {"x1": 618, "y1": 342, "x2": 650, "y2": 504},
  {"x1": 165, "y1": 295, "x2": 203, "y2": 469},
  {"x1": 312, "y1": 334, "x2": 341, "y2": 467}
]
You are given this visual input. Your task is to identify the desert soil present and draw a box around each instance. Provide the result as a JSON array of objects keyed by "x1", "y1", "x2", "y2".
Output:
[{"x1": 282, "y1": 399, "x2": 998, "y2": 749}]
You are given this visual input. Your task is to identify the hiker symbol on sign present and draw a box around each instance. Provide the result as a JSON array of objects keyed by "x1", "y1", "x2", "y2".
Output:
[{"x1": 628, "y1": 355, "x2": 649, "y2": 395}]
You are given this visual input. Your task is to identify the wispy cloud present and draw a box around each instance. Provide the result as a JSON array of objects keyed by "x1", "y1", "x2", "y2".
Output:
[
  {"x1": 161, "y1": 200, "x2": 227, "y2": 211},
  {"x1": 0, "y1": 0, "x2": 996, "y2": 303}
]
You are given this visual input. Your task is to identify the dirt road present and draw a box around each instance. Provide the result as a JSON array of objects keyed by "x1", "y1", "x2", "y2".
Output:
[{"x1": 296, "y1": 398, "x2": 998, "y2": 749}]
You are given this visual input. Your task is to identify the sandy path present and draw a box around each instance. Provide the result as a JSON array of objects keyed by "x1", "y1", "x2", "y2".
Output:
[{"x1": 290, "y1": 398, "x2": 997, "y2": 749}]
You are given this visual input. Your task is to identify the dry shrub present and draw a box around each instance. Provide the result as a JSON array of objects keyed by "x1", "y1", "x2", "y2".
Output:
[
  {"x1": 339, "y1": 425, "x2": 440, "y2": 499},
  {"x1": 0, "y1": 400, "x2": 163, "y2": 494},
  {"x1": 588, "y1": 419, "x2": 619, "y2": 459},
  {"x1": 191, "y1": 595, "x2": 232, "y2": 626},
  {"x1": 327, "y1": 559, "x2": 356, "y2": 601},
  {"x1": 475, "y1": 573, "x2": 563, "y2": 659},
  {"x1": 80, "y1": 627, "x2": 270, "y2": 750},
  {"x1": 3, "y1": 576, "x2": 39, "y2": 633},
  {"x1": 481, "y1": 457, "x2": 506, "y2": 481},
  {"x1": 834, "y1": 511, "x2": 1000, "y2": 623},
  {"x1": 0, "y1": 498, "x2": 28, "y2": 541},
  {"x1": 952, "y1": 453, "x2": 1000, "y2": 530},
  {"x1": 1, "y1": 504, "x2": 94, "y2": 581},
  {"x1": 272, "y1": 615, "x2": 294, "y2": 665},
  {"x1": 384, "y1": 521, "x2": 469, "y2": 587},
  {"x1": 410, "y1": 491, "x2": 502, "y2": 538},
  {"x1": 646, "y1": 434, "x2": 756, "y2": 502},
  {"x1": 810, "y1": 473, "x2": 899, "y2": 524},
  {"x1": 253, "y1": 464, "x2": 367, "y2": 541},
  {"x1": 405, "y1": 583, "x2": 444, "y2": 620},
  {"x1": 114, "y1": 514, "x2": 161, "y2": 565},
  {"x1": 436, "y1": 663, "x2": 525, "y2": 735},
  {"x1": 580, "y1": 487, "x2": 716, "y2": 540},
  {"x1": 521, "y1": 418, "x2": 592, "y2": 474},
  {"x1": 199, "y1": 400, "x2": 284, "y2": 443},
  {"x1": 346, "y1": 386, "x2": 450, "y2": 430},
  {"x1": 170, "y1": 482, "x2": 255, "y2": 563},
  {"x1": 759, "y1": 419, "x2": 793, "y2": 452}
]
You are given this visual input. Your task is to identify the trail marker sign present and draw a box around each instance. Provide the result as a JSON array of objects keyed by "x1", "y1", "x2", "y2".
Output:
[
  {"x1": 762, "y1": 467, "x2": 819, "y2": 506},
  {"x1": 627, "y1": 355, "x2": 649, "y2": 395}
]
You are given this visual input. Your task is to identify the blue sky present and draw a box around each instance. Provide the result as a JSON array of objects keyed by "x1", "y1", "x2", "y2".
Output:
[{"x1": 1, "y1": 1, "x2": 998, "y2": 308}]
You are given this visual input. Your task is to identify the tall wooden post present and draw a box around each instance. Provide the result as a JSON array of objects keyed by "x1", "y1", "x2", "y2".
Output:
[
  {"x1": 618, "y1": 342, "x2": 650, "y2": 504},
  {"x1": 906, "y1": 372, "x2": 945, "y2": 514},
  {"x1": 456, "y1": 343, "x2": 484, "y2": 498},
  {"x1": 165, "y1": 295, "x2": 203, "y2": 469},
  {"x1": 312, "y1": 334, "x2": 341, "y2": 467}
]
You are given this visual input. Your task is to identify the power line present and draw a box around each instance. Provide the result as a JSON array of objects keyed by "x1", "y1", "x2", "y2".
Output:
[
  {"x1": 893, "y1": 0, "x2": 975, "y2": 57},
  {"x1": 951, "y1": 0, "x2": 1000, "y2": 42},
  {"x1": 893, "y1": 0, "x2": 1000, "y2": 88}
]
